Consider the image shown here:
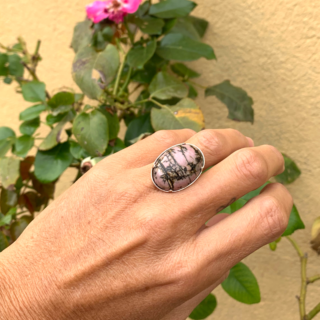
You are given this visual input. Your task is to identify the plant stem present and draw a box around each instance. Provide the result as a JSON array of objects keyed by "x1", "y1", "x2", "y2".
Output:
[
  {"x1": 119, "y1": 66, "x2": 132, "y2": 96},
  {"x1": 307, "y1": 303, "x2": 320, "y2": 320},
  {"x1": 113, "y1": 53, "x2": 127, "y2": 96},
  {"x1": 188, "y1": 79, "x2": 207, "y2": 90},
  {"x1": 287, "y1": 237, "x2": 310, "y2": 320},
  {"x1": 307, "y1": 275, "x2": 320, "y2": 284},
  {"x1": 131, "y1": 98, "x2": 150, "y2": 106}
]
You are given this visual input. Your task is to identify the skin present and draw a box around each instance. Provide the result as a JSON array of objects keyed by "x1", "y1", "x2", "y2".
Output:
[{"x1": 0, "y1": 129, "x2": 292, "y2": 320}]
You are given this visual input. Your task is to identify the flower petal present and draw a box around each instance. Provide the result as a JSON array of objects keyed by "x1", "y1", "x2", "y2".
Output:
[
  {"x1": 86, "y1": 1, "x2": 108, "y2": 23},
  {"x1": 122, "y1": 0, "x2": 142, "y2": 14}
]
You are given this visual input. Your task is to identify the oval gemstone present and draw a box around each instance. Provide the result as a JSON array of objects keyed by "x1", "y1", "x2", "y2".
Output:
[{"x1": 152, "y1": 143, "x2": 205, "y2": 192}]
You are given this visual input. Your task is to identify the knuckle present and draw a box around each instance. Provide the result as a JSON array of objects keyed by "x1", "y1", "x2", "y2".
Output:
[
  {"x1": 234, "y1": 149, "x2": 268, "y2": 182},
  {"x1": 227, "y1": 128, "x2": 244, "y2": 139},
  {"x1": 152, "y1": 130, "x2": 178, "y2": 145},
  {"x1": 258, "y1": 196, "x2": 288, "y2": 238},
  {"x1": 197, "y1": 130, "x2": 226, "y2": 158}
]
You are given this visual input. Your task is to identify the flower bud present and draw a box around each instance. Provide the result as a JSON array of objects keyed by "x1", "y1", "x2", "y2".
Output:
[
  {"x1": 311, "y1": 217, "x2": 320, "y2": 254},
  {"x1": 81, "y1": 157, "x2": 105, "y2": 175}
]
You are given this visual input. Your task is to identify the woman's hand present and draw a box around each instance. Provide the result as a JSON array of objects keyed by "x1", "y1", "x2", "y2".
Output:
[{"x1": 0, "y1": 129, "x2": 292, "y2": 320}]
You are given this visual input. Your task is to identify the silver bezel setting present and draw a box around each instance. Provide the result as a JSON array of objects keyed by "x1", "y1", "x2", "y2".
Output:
[{"x1": 151, "y1": 143, "x2": 205, "y2": 193}]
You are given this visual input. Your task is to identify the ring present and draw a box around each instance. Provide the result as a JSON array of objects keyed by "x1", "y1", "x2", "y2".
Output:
[{"x1": 151, "y1": 143, "x2": 205, "y2": 193}]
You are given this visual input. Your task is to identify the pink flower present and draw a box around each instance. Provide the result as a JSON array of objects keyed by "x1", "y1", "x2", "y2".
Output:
[{"x1": 86, "y1": 0, "x2": 142, "y2": 24}]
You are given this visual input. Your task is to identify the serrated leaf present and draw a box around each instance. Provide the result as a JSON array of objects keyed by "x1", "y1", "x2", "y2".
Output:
[
  {"x1": 0, "y1": 158, "x2": 20, "y2": 188},
  {"x1": 187, "y1": 16, "x2": 209, "y2": 38},
  {"x1": 167, "y1": 17, "x2": 201, "y2": 40},
  {"x1": 0, "y1": 186, "x2": 18, "y2": 214},
  {"x1": 72, "y1": 45, "x2": 119, "y2": 100},
  {"x1": 149, "y1": 71, "x2": 188, "y2": 100},
  {"x1": 282, "y1": 204, "x2": 305, "y2": 236},
  {"x1": 189, "y1": 294, "x2": 217, "y2": 320},
  {"x1": 151, "y1": 98, "x2": 204, "y2": 132},
  {"x1": 39, "y1": 111, "x2": 75, "y2": 151},
  {"x1": 157, "y1": 33, "x2": 215, "y2": 61},
  {"x1": 8, "y1": 54, "x2": 24, "y2": 77},
  {"x1": 0, "y1": 232, "x2": 9, "y2": 252},
  {"x1": 71, "y1": 20, "x2": 93, "y2": 53},
  {"x1": 276, "y1": 154, "x2": 301, "y2": 185},
  {"x1": 0, "y1": 53, "x2": 8, "y2": 76},
  {"x1": 19, "y1": 117, "x2": 40, "y2": 136},
  {"x1": 99, "y1": 106, "x2": 120, "y2": 140},
  {"x1": 135, "y1": 17, "x2": 165, "y2": 35},
  {"x1": 124, "y1": 114, "x2": 154, "y2": 146},
  {"x1": 222, "y1": 262, "x2": 261, "y2": 304},
  {"x1": 19, "y1": 104, "x2": 47, "y2": 121},
  {"x1": 0, "y1": 127, "x2": 16, "y2": 157},
  {"x1": 171, "y1": 63, "x2": 200, "y2": 79},
  {"x1": 206, "y1": 80, "x2": 254, "y2": 123},
  {"x1": 149, "y1": 0, "x2": 196, "y2": 19},
  {"x1": 21, "y1": 81, "x2": 46, "y2": 102},
  {"x1": 73, "y1": 109, "x2": 109, "y2": 157},
  {"x1": 34, "y1": 142, "x2": 73, "y2": 184},
  {"x1": 13, "y1": 135, "x2": 34, "y2": 158},
  {"x1": 127, "y1": 39, "x2": 157, "y2": 69}
]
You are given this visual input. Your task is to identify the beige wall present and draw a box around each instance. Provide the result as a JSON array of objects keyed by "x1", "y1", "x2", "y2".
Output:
[{"x1": 0, "y1": 0, "x2": 320, "y2": 319}]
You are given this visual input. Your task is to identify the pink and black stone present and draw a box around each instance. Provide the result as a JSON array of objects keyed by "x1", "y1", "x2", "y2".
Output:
[{"x1": 152, "y1": 143, "x2": 205, "y2": 192}]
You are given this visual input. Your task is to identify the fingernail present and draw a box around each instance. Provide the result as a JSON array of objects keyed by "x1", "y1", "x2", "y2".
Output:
[{"x1": 246, "y1": 137, "x2": 254, "y2": 147}]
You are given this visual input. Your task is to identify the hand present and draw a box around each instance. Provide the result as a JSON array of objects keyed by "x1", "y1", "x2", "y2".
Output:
[{"x1": 0, "y1": 129, "x2": 292, "y2": 320}]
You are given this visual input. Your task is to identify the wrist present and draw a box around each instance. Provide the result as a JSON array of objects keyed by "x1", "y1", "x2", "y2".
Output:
[{"x1": 0, "y1": 244, "x2": 60, "y2": 320}]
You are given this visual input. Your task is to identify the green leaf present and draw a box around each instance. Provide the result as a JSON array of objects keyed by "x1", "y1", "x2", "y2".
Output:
[
  {"x1": 149, "y1": 0, "x2": 196, "y2": 19},
  {"x1": 149, "y1": 71, "x2": 188, "y2": 100},
  {"x1": 0, "y1": 53, "x2": 8, "y2": 76},
  {"x1": 151, "y1": 98, "x2": 204, "y2": 132},
  {"x1": 135, "y1": 17, "x2": 165, "y2": 35},
  {"x1": 171, "y1": 63, "x2": 200, "y2": 79},
  {"x1": 19, "y1": 117, "x2": 40, "y2": 136},
  {"x1": 241, "y1": 183, "x2": 269, "y2": 201},
  {"x1": 48, "y1": 92, "x2": 75, "y2": 116},
  {"x1": 127, "y1": 39, "x2": 157, "y2": 68},
  {"x1": 0, "y1": 158, "x2": 20, "y2": 188},
  {"x1": 105, "y1": 138, "x2": 126, "y2": 155},
  {"x1": 71, "y1": 20, "x2": 93, "y2": 53},
  {"x1": 3, "y1": 77, "x2": 12, "y2": 85},
  {"x1": 276, "y1": 154, "x2": 301, "y2": 185},
  {"x1": 167, "y1": 17, "x2": 201, "y2": 40},
  {"x1": 0, "y1": 127, "x2": 16, "y2": 158},
  {"x1": 187, "y1": 16, "x2": 209, "y2": 38},
  {"x1": 69, "y1": 141, "x2": 89, "y2": 160},
  {"x1": 34, "y1": 142, "x2": 73, "y2": 184},
  {"x1": 46, "y1": 113, "x2": 65, "y2": 126},
  {"x1": 0, "y1": 232, "x2": 9, "y2": 252},
  {"x1": 10, "y1": 216, "x2": 33, "y2": 241},
  {"x1": 21, "y1": 81, "x2": 46, "y2": 102},
  {"x1": 157, "y1": 34, "x2": 216, "y2": 61},
  {"x1": 0, "y1": 187, "x2": 18, "y2": 214},
  {"x1": 39, "y1": 111, "x2": 75, "y2": 151},
  {"x1": 188, "y1": 83, "x2": 198, "y2": 98},
  {"x1": 99, "y1": 106, "x2": 120, "y2": 140},
  {"x1": 189, "y1": 294, "x2": 217, "y2": 320},
  {"x1": 8, "y1": 54, "x2": 24, "y2": 77},
  {"x1": 101, "y1": 26, "x2": 115, "y2": 42},
  {"x1": 222, "y1": 262, "x2": 261, "y2": 304},
  {"x1": 73, "y1": 109, "x2": 109, "y2": 157},
  {"x1": 13, "y1": 135, "x2": 34, "y2": 158},
  {"x1": 72, "y1": 45, "x2": 120, "y2": 100},
  {"x1": 19, "y1": 104, "x2": 47, "y2": 121},
  {"x1": 282, "y1": 204, "x2": 305, "y2": 236},
  {"x1": 206, "y1": 80, "x2": 254, "y2": 123},
  {"x1": 229, "y1": 198, "x2": 247, "y2": 213},
  {"x1": 124, "y1": 114, "x2": 154, "y2": 146}
]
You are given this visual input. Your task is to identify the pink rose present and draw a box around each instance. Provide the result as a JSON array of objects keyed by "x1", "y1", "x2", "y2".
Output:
[{"x1": 86, "y1": 0, "x2": 142, "y2": 24}]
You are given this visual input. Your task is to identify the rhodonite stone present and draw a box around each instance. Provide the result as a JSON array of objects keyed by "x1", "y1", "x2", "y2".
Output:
[{"x1": 152, "y1": 143, "x2": 205, "y2": 192}]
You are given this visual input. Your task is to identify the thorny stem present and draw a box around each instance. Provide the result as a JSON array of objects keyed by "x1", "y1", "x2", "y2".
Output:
[
  {"x1": 188, "y1": 79, "x2": 207, "y2": 90},
  {"x1": 119, "y1": 66, "x2": 132, "y2": 96},
  {"x1": 113, "y1": 52, "x2": 127, "y2": 96},
  {"x1": 286, "y1": 237, "x2": 320, "y2": 320}
]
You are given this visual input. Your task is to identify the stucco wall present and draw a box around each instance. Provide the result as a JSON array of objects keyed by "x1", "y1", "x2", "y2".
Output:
[{"x1": 0, "y1": 0, "x2": 319, "y2": 319}]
